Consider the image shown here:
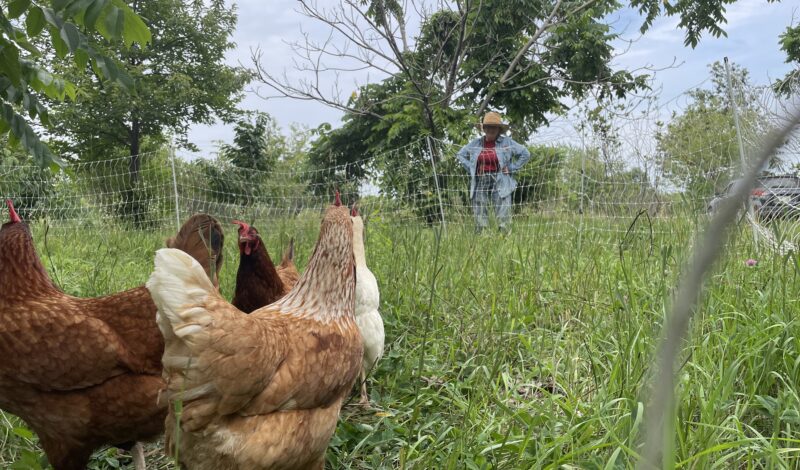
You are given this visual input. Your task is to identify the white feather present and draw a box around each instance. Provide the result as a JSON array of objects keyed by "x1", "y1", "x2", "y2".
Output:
[
  {"x1": 352, "y1": 217, "x2": 385, "y2": 378},
  {"x1": 146, "y1": 248, "x2": 217, "y2": 355}
]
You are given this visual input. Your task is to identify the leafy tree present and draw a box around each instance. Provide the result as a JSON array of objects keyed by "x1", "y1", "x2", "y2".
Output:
[
  {"x1": 200, "y1": 114, "x2": 313, "y2": 208},
  {"x1": 775, "y1": 24, "x2": 800, "y2": 95},
  {"x1": 656, "y1": 62, "x2": 769, "y2": 205},
  {"x1": 0, "y1": 0, "x2": 150, "y2": 167},
  {"x1": 0, "y1": 135, "x2": 55, "y2": 218},
  {"x1": 220, "y1": 112, "x2": 285, "y2": 174},
  {"x1": 261, "y1": 0, "x2": 644, "y2": 141},
  {"x1": 294, "y1": 0, "x2": 646, "y2": 219},
  {"x1": 629, "y1": 0, "x2": 782, "y2": 48},
  {"x1": 46, "y1": 0, "x2": 249, "y2": 184}
]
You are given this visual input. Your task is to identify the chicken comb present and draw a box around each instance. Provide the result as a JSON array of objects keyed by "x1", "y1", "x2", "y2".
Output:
[
  {"x1": 334, "y1": 190, "x2": 342, "y2": 207},
  {"x1": 232, "y1": 220, "x2": 250, "y2": 232},
  {"x1": 350, "y1": 203, "x2": 359, "y2": 217},
  {"x1": 6, "y1": 199, "x2": 21, "y2": 223}
]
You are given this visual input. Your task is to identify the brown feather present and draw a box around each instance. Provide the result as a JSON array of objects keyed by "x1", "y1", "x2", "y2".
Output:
[
  {"x1": 165, "y1": 214, "x2": 224, "y2": 287},
  {"x1": 157, "y1": 205, "x2": 362, "y2": 469},
  {"x1": 0, "y1": 212, "x2": 225, "y2": 470},
  {"x1": 232, "y1": 230, "x2": 299, "y2": 313}
]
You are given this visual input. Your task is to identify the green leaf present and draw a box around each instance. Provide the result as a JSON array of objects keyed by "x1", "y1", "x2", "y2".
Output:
[
  {"x1": 114, "y1": 0, "x2": 151, "y2": 46},
  {"x1": 35, "y1": 68, "x2": 55, "y2": 87},
  {"x1": 64, "y1": 0, "x2": 95, "y2": 18},
  {"x1": 25, "y1": 6, "x2": 45, "y2": 37},
  {"x1": 7, "y1": 0, "x2": 31, "y2": 19},
  {"x1": 41, "y1": 8, "x2": 64, "y2": 29},
  {"x1": 82, "y1": 0, "x2": 108, "y2": 30},
  {"x1": 103, "y1": 5, "x2": 124, "y2": 41},
  {"x1": 63, "y1": 81, "x2": 76, "y2": 101},
  {"x1": 92, "y1": 55, "x2": 119, "y2": 82},
  {"x1": 51, "y1": 0, "x2": 70, "y2": 13},
  {"x1": 0, "y1": 101, "x2": 64, "y2": 168},
  {"x1": 0, "y1": 45, "x2": 22, "y2": 85},
  {"x1": 59, "y1": 23, "x2": 81, "y2": 52},
  {"x1": 48, "y1": 26, "x2": 68, "y2": 58},
  {"x1": 12, "y1": 34, "x2": 41, "y2": 56},
  {"x1": 74, "y1": 48, "x2": 88, "y2": 71}
]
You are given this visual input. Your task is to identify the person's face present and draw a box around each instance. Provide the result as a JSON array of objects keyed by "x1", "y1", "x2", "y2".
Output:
[{"x1": 483, "y1": 125, "x2": 500, "y2": 142}]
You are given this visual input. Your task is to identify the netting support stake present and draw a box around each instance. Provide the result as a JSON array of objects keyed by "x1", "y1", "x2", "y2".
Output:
[
  {"x1": 578, "y1": 130, "x2": 586, "y2": 252},
  {"x1": 426, "y1": 136, "x2": 447, "y2": 234},
  {"x1": 724, "y1": 56, "x2": 758, "y2": 251},
  {"x1": 169, "y1": 140, "x2": 181, "y2": 229}
]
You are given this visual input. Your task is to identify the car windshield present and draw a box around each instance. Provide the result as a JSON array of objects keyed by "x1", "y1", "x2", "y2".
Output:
[{"x1": 760, "y1": 177, "x2": 800, "y2": 189}]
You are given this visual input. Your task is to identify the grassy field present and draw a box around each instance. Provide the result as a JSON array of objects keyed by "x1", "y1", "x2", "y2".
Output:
[{"x1": 2, "y1": 212, "x2": 800, "y2": 469}]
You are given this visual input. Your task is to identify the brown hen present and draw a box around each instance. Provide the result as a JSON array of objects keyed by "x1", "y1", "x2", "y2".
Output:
[
  {"x1": 166, "y1": 213, "x2": 224, "y2": 288},
  {"x1": 0, "y1": 203, "x2": 224, "y2": 470},
  {"x1": 231, "y1": 220, "x2": 299, "y2": 313},
  {"x1": 147, "y1": 198, "x2": 362, "y2": 470}
]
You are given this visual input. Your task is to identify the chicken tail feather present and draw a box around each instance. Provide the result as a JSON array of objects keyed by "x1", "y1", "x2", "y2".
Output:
[
  {"x1": 280, "y1": 238, "x2": 295, "y2": 267},
  {"x1": 147, "y1": 248, "x2": 216, "y2": 343}
]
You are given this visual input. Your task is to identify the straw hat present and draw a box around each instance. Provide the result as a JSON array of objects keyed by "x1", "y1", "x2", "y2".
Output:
[{"x1": 476, "y1": 111, "x2": 510, "y2": 132}]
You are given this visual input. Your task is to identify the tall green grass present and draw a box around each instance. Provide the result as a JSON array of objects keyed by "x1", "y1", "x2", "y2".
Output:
[{"x1": 1, "y1": 213, "x2": 799, "y2": 468}]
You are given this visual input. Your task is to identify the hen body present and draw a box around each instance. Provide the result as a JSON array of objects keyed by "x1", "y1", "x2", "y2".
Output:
[
  {"x1": 351, "y1": 213, "x2": 384, "y2": 404},
  {"x1": 166, "y1": 213, "x2": 225, "y2": 287},
  {"x1": 232, "y1": 221, "x2": 299, "y2": 313},
  {"x1": 276, "y1": 238, "x2": 300, "y2": 293},
  {"x1": 0, "y1": 206, "x2": 224, "y2": 470},
  {"x1": 148, "y1": 204, "x2": 362, "y2": 470}
]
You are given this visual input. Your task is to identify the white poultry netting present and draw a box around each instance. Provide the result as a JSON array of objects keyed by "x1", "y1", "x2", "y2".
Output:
[
  {"x1": 1, "y1": 84, "x2": 799, "y2": 251},
  {"x1": 0, "y1": 133, "x2": 764, "y2": 244}
]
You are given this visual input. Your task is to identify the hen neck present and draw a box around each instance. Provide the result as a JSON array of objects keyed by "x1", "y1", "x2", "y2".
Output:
[
  {"x1": 0, "y1": 224, "x2": 60, "y2": 298},
  {"x1": 239, "y1": 242, "x2": 281, "y2": 282},
  {"x1": 276, "y1": 219, "x2": 355, "y2": 323},
  {"x1": 352, "y1": 224, "x2": 367, "y2": 268}
]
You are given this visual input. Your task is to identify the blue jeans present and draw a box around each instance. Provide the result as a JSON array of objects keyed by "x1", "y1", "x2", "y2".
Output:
[{"x1": 473, "y1": 173, "x2": 511, "y2": 231}]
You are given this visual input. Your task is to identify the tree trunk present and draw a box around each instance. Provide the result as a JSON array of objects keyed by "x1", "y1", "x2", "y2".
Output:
[{"x1": 129, "y1": 119, "x2": 141, "y2": 186}]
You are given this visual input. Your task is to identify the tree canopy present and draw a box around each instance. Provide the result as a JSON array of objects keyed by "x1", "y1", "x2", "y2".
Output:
[
  {"x1": 629, "y1": 0, "x2": 782, "y2": 48},
  {"x1": 0, "y1": 0, "x2": 150, "y2": 167},
  {"x1": 776, "y1": 23, "x2": 800, "y2": 95},
  {"x1": 656, "y1": 61, "x2": 770, "y2": 201},
  {"x1": 45, "y1": 0, "x2": 249, "y2": 182}
]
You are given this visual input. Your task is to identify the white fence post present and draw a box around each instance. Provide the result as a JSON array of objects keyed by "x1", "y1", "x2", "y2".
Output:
[
  {"x1": 724, "y1": 56, "x2": 758, "y2": 250},
  {"x1": 426, "y1": 136, "x2": 447, "y2": 233},
  {"x1": 169, "y1": 141, "x2": 181, "y2": 228}
]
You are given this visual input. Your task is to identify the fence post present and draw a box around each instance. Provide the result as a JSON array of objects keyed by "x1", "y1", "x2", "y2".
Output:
[
  {"x1": 426, "y1": 136, "x2": 447, "y2": 234},
  {"x1": 578, "y1": 130, "x2": 587, "y2": 251},
  {"x1": 724, "y1": 56, "x2": 758, "y2": 250},
  {"x1": 169, "y1": 140, "x2": 181, "y2": 229}
]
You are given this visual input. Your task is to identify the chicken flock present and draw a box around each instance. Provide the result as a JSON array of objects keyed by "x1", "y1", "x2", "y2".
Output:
[{"x1": 0, "y1": 194, "x2": 384, "y2": 470}]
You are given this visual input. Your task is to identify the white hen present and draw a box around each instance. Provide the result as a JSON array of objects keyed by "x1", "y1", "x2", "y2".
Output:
[{"x1": 351, "y1": 207, "x2": 384, "y2": 405}]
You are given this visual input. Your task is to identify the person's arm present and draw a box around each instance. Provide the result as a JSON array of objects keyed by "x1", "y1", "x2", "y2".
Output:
[
  {"x1": 507, "y1": 140, "x2": 531, "y2": 173},
  {"x1": 456, "y1": 142, "x2": 473, "y2": 170}
]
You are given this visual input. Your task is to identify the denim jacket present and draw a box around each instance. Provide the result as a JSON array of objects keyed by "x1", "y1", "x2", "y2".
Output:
[{"x1": 456, "y1": 135, "x2": 531, "y2": 198}]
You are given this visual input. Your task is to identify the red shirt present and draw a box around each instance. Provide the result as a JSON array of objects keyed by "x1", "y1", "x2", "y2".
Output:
[{"x1": 477, "y1": 140, "x2": 498, "y2": 174}]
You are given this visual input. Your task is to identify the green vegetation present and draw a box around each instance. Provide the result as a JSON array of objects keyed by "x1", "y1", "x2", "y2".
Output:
[
  {"x1": 2, "y1": 212, "x2": 800, "y2": 468},
  {"x1": 0, "y1": 0, "x2": 150, "y2": 167},
  {"x1": 656, "y1": 61, "x2": 772, "y2": 204},
  {"x1": 45, "y1": 0, "x2": 249, "y2": 184}
]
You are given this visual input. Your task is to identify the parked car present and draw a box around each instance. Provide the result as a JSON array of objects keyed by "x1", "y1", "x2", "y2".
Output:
[
  {"x1": 757, "y1": 175, "x2": 800, "y2": 222},
  {"x1": 707, "y1": 175, "x2": 800, "y2": 221}
]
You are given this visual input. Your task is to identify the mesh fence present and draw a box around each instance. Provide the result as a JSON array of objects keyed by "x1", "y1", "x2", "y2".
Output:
[{"x1": 1, "y1": 84, "x2": 799, "y2": 250}]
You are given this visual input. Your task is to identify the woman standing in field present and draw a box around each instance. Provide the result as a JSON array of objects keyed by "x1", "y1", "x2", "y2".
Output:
[{"x1": 456, "y1": 111, "x2": 531, "y2": 233}]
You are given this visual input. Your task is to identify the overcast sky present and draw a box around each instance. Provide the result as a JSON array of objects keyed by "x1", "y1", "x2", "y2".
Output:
[{"x1": 180, "y1": 0, "x2": 800, "y2": 159}]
